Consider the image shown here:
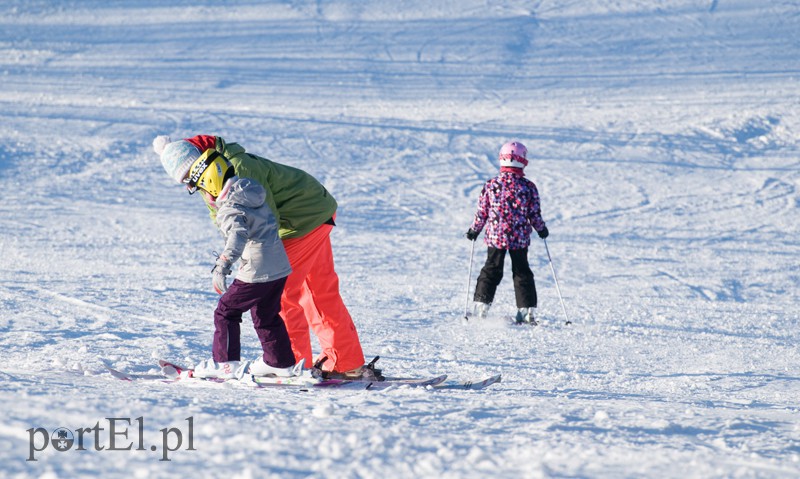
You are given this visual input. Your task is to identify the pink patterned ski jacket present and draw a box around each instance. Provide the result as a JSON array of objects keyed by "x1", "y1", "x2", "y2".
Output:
[{"x1": 469, "y1": 171, "x2": 547, "y2": 250}]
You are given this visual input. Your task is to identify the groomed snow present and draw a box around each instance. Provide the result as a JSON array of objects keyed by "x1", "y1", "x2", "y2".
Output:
[{"x1": 1, "y1": 1, "x2": 798, "y2": 477}]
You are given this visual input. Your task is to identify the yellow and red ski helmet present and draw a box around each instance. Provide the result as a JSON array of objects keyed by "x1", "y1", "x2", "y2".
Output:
[{"x1": 184, "y1": 149, "x2": 234, "y2": 198}]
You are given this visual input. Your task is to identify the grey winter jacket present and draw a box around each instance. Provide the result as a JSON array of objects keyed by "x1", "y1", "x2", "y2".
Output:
[{"x1": 216, "y1": 177, "x2": 292, "y2": 283}]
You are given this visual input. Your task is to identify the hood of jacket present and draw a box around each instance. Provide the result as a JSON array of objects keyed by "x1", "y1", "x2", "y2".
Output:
[{"x1": 217, "y1": 177, "x2": 266, "y2": 209}]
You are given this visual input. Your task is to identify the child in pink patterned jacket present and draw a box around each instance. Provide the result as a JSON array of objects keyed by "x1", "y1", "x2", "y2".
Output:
[{"x1": 466, "y1": 141, "x2": 549, "y2": 325}]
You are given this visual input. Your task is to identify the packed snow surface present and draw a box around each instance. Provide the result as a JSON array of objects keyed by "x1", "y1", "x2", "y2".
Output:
[{"x1": 1, "y1": 1, "x2": 798, "y2": 477}]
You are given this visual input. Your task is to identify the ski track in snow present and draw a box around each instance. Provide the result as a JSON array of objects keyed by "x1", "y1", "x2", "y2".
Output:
[{"x1": 1, "y1": 1, "x2": 799, "y2": 477}]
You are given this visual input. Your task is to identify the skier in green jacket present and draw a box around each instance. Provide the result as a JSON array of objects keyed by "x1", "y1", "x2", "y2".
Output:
[{"x1": 155, "y1": 134, "x2": 375, "y2": 379}]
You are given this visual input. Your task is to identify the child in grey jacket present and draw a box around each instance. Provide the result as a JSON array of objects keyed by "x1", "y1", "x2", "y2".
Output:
[{"x1": 159, "y1": 144, "x2": 301, "y2": 379}]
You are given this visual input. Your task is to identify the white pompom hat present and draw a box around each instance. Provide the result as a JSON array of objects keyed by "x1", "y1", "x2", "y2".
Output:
[{"x1": 153, "y1": 135, "x2": 201, "y2": 183}]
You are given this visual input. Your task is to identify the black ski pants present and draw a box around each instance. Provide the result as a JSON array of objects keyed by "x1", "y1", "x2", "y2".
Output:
[{"x1": 473, "y1": 247, "x2": 537, "y2": 308}]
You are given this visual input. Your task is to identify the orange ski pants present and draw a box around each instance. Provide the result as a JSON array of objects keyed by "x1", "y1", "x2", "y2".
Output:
[{"x1": 280, "y1": 221, "x2": 365, "y2": 373}]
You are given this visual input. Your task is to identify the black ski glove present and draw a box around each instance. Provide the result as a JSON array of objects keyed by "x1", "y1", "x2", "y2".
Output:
[
  {"x1": 466, "y1": 229, "x2": 479, "y2": 241},
  {"x1": 537, "y1": 226, "x2": 549, "y2": 239}
]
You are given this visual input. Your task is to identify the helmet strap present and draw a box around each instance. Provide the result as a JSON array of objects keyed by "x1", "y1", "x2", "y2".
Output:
[{"x1": 222, "y1": 165, "x2": 235, "y2": 185}]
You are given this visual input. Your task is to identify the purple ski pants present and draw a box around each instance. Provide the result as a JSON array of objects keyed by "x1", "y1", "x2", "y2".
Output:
[{"x1": 213, "y1": 277, "x2": 295, "y2": 368}]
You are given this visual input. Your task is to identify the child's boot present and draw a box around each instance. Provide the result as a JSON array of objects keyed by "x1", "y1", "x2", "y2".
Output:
[
  {"x1": 249, "y1": 357, "x2": 305, "y2": 377},
  {"x1": 193, "y1": 359, "x2": 243, "y2": 379},
  {"x1": 515, "y1": 307, "x2": 538, "y2": 325},
  {"x1": 473, "y1": 302, "x2": 491, "y2": 319},
  {"x1": 339, "y1": 356, "x2": 384, "y2": 380}
]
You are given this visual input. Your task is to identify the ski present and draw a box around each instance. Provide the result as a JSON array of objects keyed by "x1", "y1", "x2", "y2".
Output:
[
  {"x1": 104, "y1": 363, "x2": 133, "y2": 381},
  {"x1": 157, "y1": 359, "x2": 448, "y2": 390},
  {"x1": 102, "y1": 361, "x2": 173, "y2": 382},
  {"x1": 278, "y1": 374, "x2": 449, "y2": 390},
  {"x1": 105, "y1": 359, "x2": 497, "y2": 391},
  {"x1": 434, "y1": 374, "x2": 502, "y2": 390}
]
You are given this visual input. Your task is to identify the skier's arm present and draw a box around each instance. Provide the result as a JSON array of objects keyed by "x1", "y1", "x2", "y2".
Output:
[
  {"x1": 217, "y1": 208, "x2": 249, "y2": 265},
  {"x1": 469, "y1": 184, "x2": 490, "y2": 233},
  {"x1": 184, "y1": 135, "x2": 217, "y2": 153},
  {"x1": 527, "y1": 183, "x2": 547, "y2": 235}
]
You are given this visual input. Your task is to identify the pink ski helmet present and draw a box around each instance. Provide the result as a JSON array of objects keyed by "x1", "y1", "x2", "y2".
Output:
[{"x1": 498, "y1": 141, "x2": 528, "y2": 168}]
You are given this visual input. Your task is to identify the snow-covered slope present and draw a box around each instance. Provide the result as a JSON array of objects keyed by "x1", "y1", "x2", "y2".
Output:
[{"x1": 1, "y1": 1, "x2": 798, "y2": 477}]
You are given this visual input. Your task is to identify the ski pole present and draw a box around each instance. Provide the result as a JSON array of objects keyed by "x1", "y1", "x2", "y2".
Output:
[
  {"x1": 544, "y1": 238, "x2": 571, "y2": 325},
  {"x1": 464, "y1": 239, "x2": 476, "y2": 320}
]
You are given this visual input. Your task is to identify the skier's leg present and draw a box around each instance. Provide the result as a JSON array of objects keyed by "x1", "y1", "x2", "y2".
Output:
[
  {"x1": 248, "y1": 277, "x2": 296, "y2": 368},
  {"x1": 280, "y1": 237, "x2": 319, "y2": 365},
  {"x1": 303, "y1": 229, "x2": 365, "y2": 373},
  {"x1": 510, "y1": 248, "x2": 537, "y2": 308},
  {"x1": 474, "y1": 247, "x2": 506, "y2": 304},
  {"x1": 212, "y1": 281, "x2": 251, "y2": 362}
]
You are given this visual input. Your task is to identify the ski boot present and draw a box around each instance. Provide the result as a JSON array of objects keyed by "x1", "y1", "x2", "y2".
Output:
[
  {"x1": 193, "y1": 359, "x2": 246, "y2": 379},
  {"x1": 514, "y1": 307, "x2": 538, "y2": 326},
  {"x1": 313, "y1": 355, "x2": 385, "y2": 381},
  {"x1": 472, "y1": 302, "x2": 491, "y2": 319},
  {"x1": 249, "y1": 358, "x2": 305, "y2": 377}
]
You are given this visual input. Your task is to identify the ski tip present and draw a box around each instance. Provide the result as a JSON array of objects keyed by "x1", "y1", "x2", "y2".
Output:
[
  {"x1": 434, "y1": 373, "x2": 502, "y2": 390},
  {"x1": 104, "y1": 365, "x2": 133, "y2": 381},
  {"x1": 479, "y1": 374, "x2": 502, "y2": 388}
]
